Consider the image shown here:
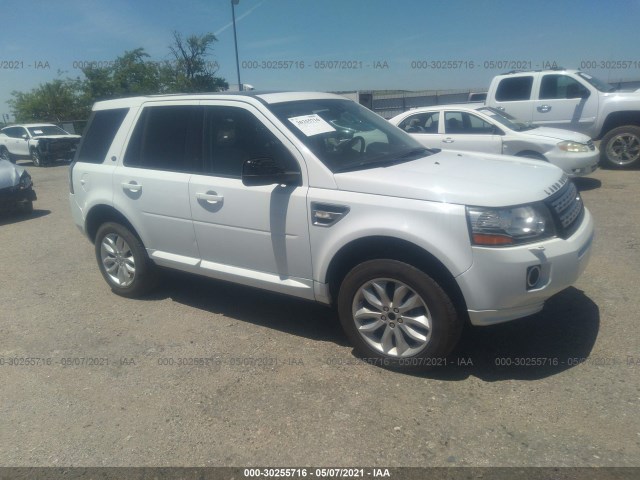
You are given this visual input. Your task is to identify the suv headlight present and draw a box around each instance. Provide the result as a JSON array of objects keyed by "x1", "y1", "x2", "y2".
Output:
[
  {"x1": 18, "y1": 172, "x2": 32, "y2": 189},
  {"x1": 557, "y1": 140, "x2": 589, "y2": 152},
  {"x1": 466, "y1": 204, "x2": 556, "y2": 246}
]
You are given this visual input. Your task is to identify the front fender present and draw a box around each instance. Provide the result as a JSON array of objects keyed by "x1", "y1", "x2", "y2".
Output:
[{"x1": 308, "y1": 189, "x2": 473, "y2": 284}]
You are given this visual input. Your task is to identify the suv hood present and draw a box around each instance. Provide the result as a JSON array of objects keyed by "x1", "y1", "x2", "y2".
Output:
[
  {"x1": 0, "y1": 159, "x2": 25, "y2": 188},
  {"x1": 518, "y1": 126, "x2": 591, "y2": 143},
  {"x1": 334, "y1": 151, "x2": 567, "y2": 207},
  {"x1": 31, "y1": 135, "x2": 81, "y2": 140}
]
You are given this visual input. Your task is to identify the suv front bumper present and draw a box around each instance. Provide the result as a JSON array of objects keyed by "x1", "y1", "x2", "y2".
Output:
[{"x1": 457, "y1": 207, "x2": 594, "y2": 326}]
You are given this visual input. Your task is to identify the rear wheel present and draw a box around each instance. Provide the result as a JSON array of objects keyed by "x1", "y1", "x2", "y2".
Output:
[
  {"x1": 95, "y1": 222, "x2": 158, "y2": 298},
  {"x1": 600, "y1": 126, "x2": 640, "y2": 168},
  {"x1": 337, "y1": 259, "x2": 462, "y2": 370}
]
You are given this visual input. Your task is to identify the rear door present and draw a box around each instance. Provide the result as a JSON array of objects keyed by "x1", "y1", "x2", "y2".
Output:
[
  {"x1": 490, "y1": 75, "x2": 535, "y2": 123},
  {"x1": 112, "y1": 102, "x2": 202, "y2": 264},
  {"x1": 3, "y1": 127, "x2": 30, "y2": 156},
  {"x1": 396, "y1": 111, "x2": 442, "y2": 148}
]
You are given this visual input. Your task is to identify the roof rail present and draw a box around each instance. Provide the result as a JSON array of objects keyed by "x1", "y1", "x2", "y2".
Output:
[{"x1": 502, "y1": 66, "x2": 567, "y2": 75}]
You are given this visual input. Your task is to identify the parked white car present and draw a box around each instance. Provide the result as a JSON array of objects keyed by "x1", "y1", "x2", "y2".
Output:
[
  {"x1": 69, "y1": 92, "x2": 594, "y2": 370},
  {"x1": 389, "y1": 104, "x2": 599, "y2": 177},
  {"x1": 0, "y1": 159, "x2": 36, "y2": 214},
  {"x1": 0, "y1": 123, "x2": 81, "y2": 167}
]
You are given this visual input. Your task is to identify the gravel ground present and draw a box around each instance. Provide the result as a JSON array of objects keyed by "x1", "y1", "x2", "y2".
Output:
[{"x1": 0, "y1": 160, "x2": 638, "y2": 468}]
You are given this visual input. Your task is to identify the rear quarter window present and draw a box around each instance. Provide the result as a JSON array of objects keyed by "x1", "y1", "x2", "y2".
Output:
[
  {"x1": 495, "y1": 76, "x2": 534, "y2": 102},
  {"x1": 76, "y1": 108, "x2": 129, "y2": 164}
]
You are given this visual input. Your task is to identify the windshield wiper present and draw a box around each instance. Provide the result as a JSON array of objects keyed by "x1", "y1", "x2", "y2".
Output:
[
  {"x1": 399, "y1": 147, "x2": 431, "y2": 158},
  {"x1": 335, "y1": 148, "x2": 431, "y2": 173}
]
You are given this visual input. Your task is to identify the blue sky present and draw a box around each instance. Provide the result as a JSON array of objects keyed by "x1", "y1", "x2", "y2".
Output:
[{"x1": 1, "y1": 0, "x2": 639, "y2": 118}]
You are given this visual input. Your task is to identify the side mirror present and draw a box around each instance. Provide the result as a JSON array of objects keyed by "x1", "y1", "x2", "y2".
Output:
[
  {"x1": 21, "y1": 134, "x2": 28, "y2": 140},
  {"x1": 567, "y1": 88, "x2": 590, "y2": 100},
  {"x1": 242, "y1": 158, "x2": 301, "y2": 187}
]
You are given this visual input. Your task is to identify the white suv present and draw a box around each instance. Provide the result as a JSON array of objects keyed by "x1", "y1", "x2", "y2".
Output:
[{"x1": 69, "y1": 92, "x2": 594, "y2": 370}]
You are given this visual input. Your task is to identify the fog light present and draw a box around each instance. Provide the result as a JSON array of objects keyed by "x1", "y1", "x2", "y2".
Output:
[{"x1": 526, "y1": 265, "x2": 541, "y2": 290}]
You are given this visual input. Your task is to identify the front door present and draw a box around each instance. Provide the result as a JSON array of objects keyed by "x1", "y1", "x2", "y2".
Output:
[
  {"x1": 189, "y1": 103, "x2": 314, "y2": 299},
  {"x1": 441, "y1": 110, "x2": 502, "y2": 154}
]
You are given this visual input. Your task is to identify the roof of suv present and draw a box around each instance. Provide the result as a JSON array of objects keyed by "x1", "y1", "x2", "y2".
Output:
[
  {"x1": 497, "y1": 68, "x2": 578, "y2": 76},
  {"x1": 2, "y1": 123, "x2": 58, "y2": 128},
  {"x1": 92, "y1": 91, "x2": 346, "y2": 110}
]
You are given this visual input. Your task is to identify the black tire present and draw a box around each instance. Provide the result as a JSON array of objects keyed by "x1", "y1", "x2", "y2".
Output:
[
  {"x1": 16, "y1": 200, "x2": 33, "y2": 215},
  {"x1": 600, "y1": 125, "x2": 640, "y2": 169},
  {"x1": 94, "y1": 222, "x2": 158, "y2": 298},
  {"x1": 337, "y1": 259, "x2": 462, "y2": 371},
  {"x1": 0, "y1": 146, "x2": 13, "y2": 163},
  {"x1": 30, "y1": 148, "x2": 42, "y2": 167}
]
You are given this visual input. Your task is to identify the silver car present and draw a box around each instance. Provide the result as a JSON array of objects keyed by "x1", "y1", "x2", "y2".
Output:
[
  {"x1": 0, "y1": 159, "x2": 36, "y2": 214},
  {"x1": 389, "y1": 104, "x2": 599, "y2": 177}
]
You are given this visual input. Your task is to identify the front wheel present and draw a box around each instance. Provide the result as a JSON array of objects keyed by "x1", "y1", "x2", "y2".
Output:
[
  {"x1": 30, "y1": 148, "x2": 42, "y2": 167},
  {"x1": 16, "y1": 199, "x2": 33, "y2": 214},
  {"x1": 337, "y1": 259, "x2": 462, "y2": 370},
  {"x1": 600, "y1": 125, "x2": 640, "y2": 168},
  {"x1": 94, "y1": 222, "x2": 158, "y2": 298},
  {"x1": 0, "y1": 146, "x2": 13, "y2": 163}
]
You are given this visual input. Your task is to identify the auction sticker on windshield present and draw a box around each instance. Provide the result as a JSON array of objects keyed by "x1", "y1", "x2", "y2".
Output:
[{"x1": 288, "y1": 114, "x2": 336, "y2": 136}]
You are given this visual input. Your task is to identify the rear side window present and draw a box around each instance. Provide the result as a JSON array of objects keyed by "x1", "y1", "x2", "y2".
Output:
[
  {"x1": 398, "y1": 112, "x2": 440, "y2": 133},
  {"x1": 76, "y1": 108, "x2": 128, "y2": 163},
  {"x1": 495, "y1": 76, "x2": 533, "y2": 101},
  {"x1": 124, "y1": 105, "x2": 204, "y2": 173}
]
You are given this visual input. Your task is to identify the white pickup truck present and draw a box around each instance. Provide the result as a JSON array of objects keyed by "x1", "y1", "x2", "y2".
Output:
[
  {"x1": 484, "y1": 69, "x2": 640, "y2": 168},
  {"x1": 0, "y1": 123, "x2": 81, "y2": 167}
]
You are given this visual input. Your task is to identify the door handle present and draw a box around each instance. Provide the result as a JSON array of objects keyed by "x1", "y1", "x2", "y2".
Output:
[
  {"x1": 537, "y1": 105, "x2": 551, "y2": 113},
  {"x1": 196, "y1": 191, "x2": 224, "y2": 204},
  {"x1": 121, "y1": 181, "x2": 142, "y2": 192},
  {"x1": 442, "y1": 138, "x2": 454, "y2": 143}
]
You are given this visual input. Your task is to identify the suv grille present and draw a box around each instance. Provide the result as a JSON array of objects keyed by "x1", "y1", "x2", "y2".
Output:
[
  {"x1": 586, "y1": 140, "x2": 595, "y2": 151},
  {"x1": 546, "y1": 181, "x2": 584, "y2": 238}
]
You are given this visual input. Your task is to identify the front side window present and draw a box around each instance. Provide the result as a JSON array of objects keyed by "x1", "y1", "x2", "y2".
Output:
[
  {"x1": 203, "y1": 106, "x2": 298, "y2": 178},
  {"x1": 444, "y1": 112, "x2": 493, "y2": 134},
  {"x1": 398, "y1": 112, "x2": 440, "y2": 133},
  {"x1": 269, "y1": 99, "x2": 429, "y2": 172},
  {"x1": 540, "y1": 74, "x2": 589, "y2": 99},
  {"x1": 125, "y1": 105, "x2": 203, "y2": 172},
  {"x1": 495, "y1": 76, "x2": 534, "y2": 101}
]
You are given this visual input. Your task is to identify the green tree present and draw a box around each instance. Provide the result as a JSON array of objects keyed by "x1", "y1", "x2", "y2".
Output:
[
  {"x1": 8, "y1": 77, "x2": 87, "y2": 122},
  {"x1": 8, "y1": 32, "x2": 228, "y2": 122},
  {"x1": 163, "y1": 31, "x2": 228, "y2": 93},
  {"x1": 82, "y1": 48, "x2": 162, "y2": 101}
]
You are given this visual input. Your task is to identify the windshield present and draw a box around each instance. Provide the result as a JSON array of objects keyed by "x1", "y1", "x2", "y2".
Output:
[
  {"x1": 268, "y1": 99, "x2": 432, "y2": 172},
  {"x1": 27, "y1": 125, "x2": 69, "y2": 136},
  {"x1": 577, "y1": 72, "x2": 616, "y2": 92},
  {"x1": 478, "y1": 107, "x2": 537, "y2": 132}
]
